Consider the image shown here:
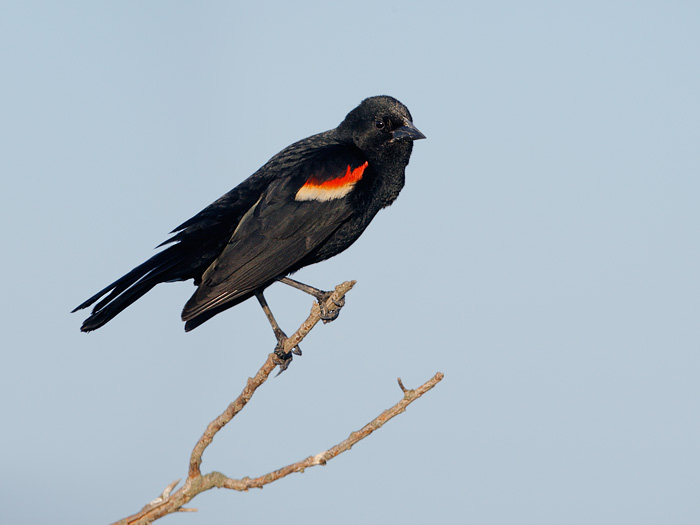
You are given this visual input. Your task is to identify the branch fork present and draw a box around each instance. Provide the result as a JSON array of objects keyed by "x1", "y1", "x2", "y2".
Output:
[{"x1": 112, "y1": 281, "x2": 443, "y2": 525}]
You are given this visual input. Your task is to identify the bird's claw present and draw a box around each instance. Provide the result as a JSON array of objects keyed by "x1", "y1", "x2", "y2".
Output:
[
  {"x1": 273, "y1": 336, "x2": 301, "y2": 374},
  {"x1": 318, "y1": 293, "x2": 345, "y2": 323}
]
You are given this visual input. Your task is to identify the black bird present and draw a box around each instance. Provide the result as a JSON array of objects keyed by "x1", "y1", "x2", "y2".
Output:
[{"x1": 73, "y1": 95, "x2": 424, "y2": 350}]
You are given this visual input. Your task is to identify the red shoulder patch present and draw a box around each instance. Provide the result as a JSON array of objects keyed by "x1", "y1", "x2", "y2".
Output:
[{"x1": 295, "y1": 162, "x2": 368, "y2": 202}]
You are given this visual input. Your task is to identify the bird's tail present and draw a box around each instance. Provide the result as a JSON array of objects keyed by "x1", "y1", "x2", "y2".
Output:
[
  {"x1": 72, "y1": 246, "x2": 183, "y2": 332},
  {"x1": 182, "y1": 290, "x2": 255, "y2": 332}
]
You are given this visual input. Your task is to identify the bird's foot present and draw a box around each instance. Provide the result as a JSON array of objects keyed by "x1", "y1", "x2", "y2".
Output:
[
  {"x1": 317, "y1": 291, "x2": 345, "y2": 324},
  {"x1": 277, "y1": 277, "x2": 345, "y2": 323},
  {"x1": 273, "y1": 330, "x2": 302, "y2": 374}
]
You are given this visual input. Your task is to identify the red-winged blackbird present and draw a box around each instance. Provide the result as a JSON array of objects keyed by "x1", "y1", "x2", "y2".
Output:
[{"x1": 73, "y1": 96, "x2": 424, "y2": 342}]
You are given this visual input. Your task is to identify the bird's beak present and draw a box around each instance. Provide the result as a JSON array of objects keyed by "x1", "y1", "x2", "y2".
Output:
[{"x1": 392, "y1": 120, "x2": 426, "y2": 141}]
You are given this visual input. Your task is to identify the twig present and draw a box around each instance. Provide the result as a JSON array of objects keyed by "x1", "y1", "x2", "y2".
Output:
[{"x1": 111, "y1": 281, "x2": 443, "y2": 524}]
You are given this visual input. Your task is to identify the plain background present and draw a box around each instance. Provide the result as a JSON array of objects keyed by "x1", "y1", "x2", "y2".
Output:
[{"x1": 2, "y1": 2, "x2": 699, "y2": 524}]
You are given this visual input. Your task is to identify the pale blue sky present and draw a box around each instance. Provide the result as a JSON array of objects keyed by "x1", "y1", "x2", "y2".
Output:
[{"x1": 2, "y1": 2, "x2": 699, "y2": 524}]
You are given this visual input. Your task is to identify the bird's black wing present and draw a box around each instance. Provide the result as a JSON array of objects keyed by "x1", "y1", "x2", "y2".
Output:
[
  {"x1": 181, "y1": 149, "x2": 369, "y2": 324},
  {"x1": 72, "y1": 170, "x2": 273, "y2": 332}
]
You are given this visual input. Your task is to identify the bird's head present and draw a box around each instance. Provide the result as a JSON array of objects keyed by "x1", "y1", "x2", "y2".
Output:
[{"x1": 337, "y1": 96, "x2": 425, "y2": 159}]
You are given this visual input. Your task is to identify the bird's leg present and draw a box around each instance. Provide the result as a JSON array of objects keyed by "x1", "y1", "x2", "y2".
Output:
[
  {"x1": 255, "y1": 290, "x2": 300, "y2": 373},
  {"x1": 277, "y1": 276, "x2": 345, "y2": 323}
]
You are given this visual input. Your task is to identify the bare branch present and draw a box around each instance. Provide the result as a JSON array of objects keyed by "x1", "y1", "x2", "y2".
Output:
[
  {"x1": 220, "y1": 371, "x2": 445, "y2": 489},
  {"x1": 111, "y1": 282, "x2": 444, "y2": 525},
  {"x1": 188, "y1": 280, "x2": 356, "y2": 480}
]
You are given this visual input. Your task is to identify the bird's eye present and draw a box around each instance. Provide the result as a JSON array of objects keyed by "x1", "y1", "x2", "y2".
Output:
[{"x1": 375, "y1": 119, "x2": 385, "y2": 130}]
